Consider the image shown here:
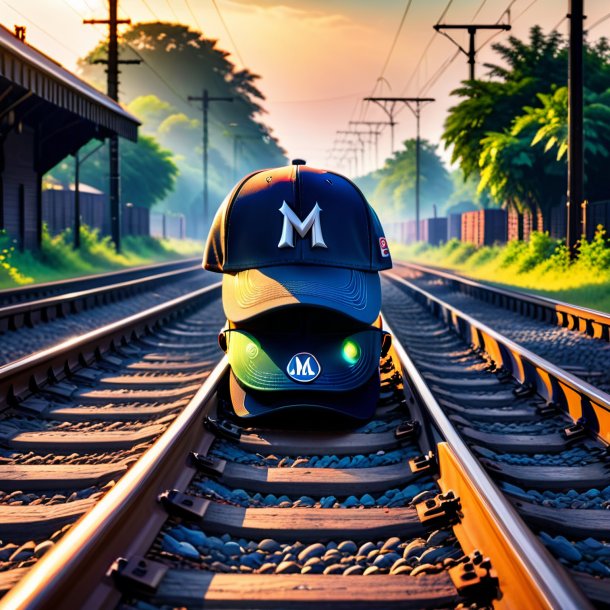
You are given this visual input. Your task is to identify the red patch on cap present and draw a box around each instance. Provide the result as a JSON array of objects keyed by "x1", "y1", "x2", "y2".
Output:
[{"x1": 379, "y1": 237, "x2": 390, "y2": 257}]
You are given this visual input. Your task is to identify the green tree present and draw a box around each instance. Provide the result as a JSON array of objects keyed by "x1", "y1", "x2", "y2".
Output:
[
  {"x1": 444, "y1": 26, "x2": 610, "y2": 224},
  {"x1": 357, "y1": 139, "x2": 453, "y2": 221},
  {"x1": 48, "y1": 135, "x2": 178, "y2": 208},
  {"x1": 77, "y1": 22, "x2": 286, "y2": 237},
  {"x1": 444, "y1": 26, "x2": 566, "y2": 180}
]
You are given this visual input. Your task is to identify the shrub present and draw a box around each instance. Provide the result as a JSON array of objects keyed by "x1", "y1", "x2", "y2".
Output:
[{"x1": 578, "y1": 225, "x2": 610, "y2": 270}]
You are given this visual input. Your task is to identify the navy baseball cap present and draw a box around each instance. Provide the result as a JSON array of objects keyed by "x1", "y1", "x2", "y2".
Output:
[{"x1": 204, "y1": 162, "x2": 392, "y2": 324}]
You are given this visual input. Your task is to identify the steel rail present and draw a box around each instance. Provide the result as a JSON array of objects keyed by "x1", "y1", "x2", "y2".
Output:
[
  {"x1": 0, "y1": 261, "x2": 206, "y2": 334},
  {"x1": 0, "y1": 257, "x2": 200, "y2": 304},
  {"x1": 0, "y1": 358, "x2": 229, "y2": 610},
  {"x1": 385, "y1": 271, "x2": 610, "y2": 444},
  {"x1": 0, "y1": 309, "x2": 593, "y2": 608},
  {"x1": 396, "y1": 260, "x2": 610, "y2": 341},
  {"x1": 0, "y1": 281, "x2": 222, "y2": 411},
  {"x1": 383, "y1": 315, "x2": 591, "y2": 610}
]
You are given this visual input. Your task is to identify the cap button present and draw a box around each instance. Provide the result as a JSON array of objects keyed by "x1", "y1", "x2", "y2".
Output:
[{"x1": 292, "y1": 158, "x2": 306, "y2": 165}]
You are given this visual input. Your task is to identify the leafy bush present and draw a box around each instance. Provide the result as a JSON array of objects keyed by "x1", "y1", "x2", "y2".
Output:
[
  {"x1": 0, "y1": 225, "x2": 201, "y2": 289},
  {"x1": 389, "y1": 225, "x2": 610, "y2": 312},
  {"x1": 0, "y1": 230, "x2": 32, "y2": 285},
  {"x1": 578, "y1": 225, "x2": 610, "y2": 270},
  {"x1": 514, "y1": 231, "x2": 563, "y2": 272}
]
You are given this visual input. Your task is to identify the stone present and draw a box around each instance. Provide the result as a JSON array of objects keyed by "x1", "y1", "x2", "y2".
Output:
[
  {"x1": 337, "y1": 540, "x2": 357, "y2": 554},
  {"x1": 258, "y1": 539, "x2": 281, "y2": 553},
  {"x1": 223, "y1": 541, "x2": 242, "y2": 557},
  {"x1": 297, "y1": 543, "x2": 326, "y2": 563},
  {"x1": 9, "y1": 541, "x2": 35, "y2": 563},
  {"x1": 380, "y1": 537, "x2": 401, "y2": 552},
  {"x1": 276, "y1": 561, "x2": 300, "y2": 574},
  {"x1": 323, "y1": 564, "x2": 344, "y2": 575},
  {"x1": 34, "y1": 540, "x2": 54, "y2": 558},
  {"x1": 357, "y1": 542, "x2": 377, "y2": 557}
]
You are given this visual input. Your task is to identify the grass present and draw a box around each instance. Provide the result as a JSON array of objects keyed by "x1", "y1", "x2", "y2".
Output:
[
  {"x1": 0, "y1": 225, "x2": 203, "y2": 289},
  {"x1": 391, "y1": 227, "x2": 610, "y2": 313}
]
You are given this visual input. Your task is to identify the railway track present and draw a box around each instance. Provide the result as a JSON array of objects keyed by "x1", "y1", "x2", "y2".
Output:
[
  {"x1": 0, "y1": 258, "x2": 214, "y2": 367},
  {"x1": 0, "y1": 283, "x2": 599, "y2": 608},
  {"x1": 394, "y1": 260, "x2": 610, "y2": 392},
  {"x1": 394, "y1": 260, "x2": 610, "y2": 342},
  {"x1": 382, "y1": 272, "x2": 610, "y2": 606},
  {"x1": 0, "y1": 264, "x2": 607, "y2": 608},
  {"x1": 0, "y1": 258, "x2": 200, "y2": 306},
  {"x1": 0, "y1": 279, "x2": 224, "y2": 595}
]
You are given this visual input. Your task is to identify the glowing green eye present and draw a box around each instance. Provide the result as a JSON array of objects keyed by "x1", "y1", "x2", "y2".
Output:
[{"x1": 342, "y1": 339, "x2": 360, "y2": 364}]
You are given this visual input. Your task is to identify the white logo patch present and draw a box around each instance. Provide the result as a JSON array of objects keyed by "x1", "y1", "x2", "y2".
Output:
[
  {"x1": 278, "y1": 201, "x2": 327, "y2": 249},
  {"x1": 286, "y1": 352, "x2": 321, "y2": 383}
]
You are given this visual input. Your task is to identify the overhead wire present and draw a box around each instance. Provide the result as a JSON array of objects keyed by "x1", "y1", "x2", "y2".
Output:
[
  {"x1": 183, "y1": 0, "x2": 205, "y2": 33},
  {"x1": 3, "y1": 0, "x2": 83, "y2": 59},
  {"x1": 411, "y1": 0, "x2": 517, "y2": 99},
  {"x1": 400, "y1": 0, "x2": 455, "y2": 95},
  {"x1": 165, "y1": 0, "x2": 181, "y2": 22},
  {"x1": 138, "y1": 0, "x2": 162, "y2": 21},
  {"x1": 210, "y1": 0, "x2": 245, "y2": 67},
  {"x1": 588, "y1": 12, "x2": 610, "y2": 31},
  {"x1": 330, "y1": 0, "x2": 417, "y2": 167},
  {"x1": 377, "y1": 0, "x2": 414, "y2": 81}
]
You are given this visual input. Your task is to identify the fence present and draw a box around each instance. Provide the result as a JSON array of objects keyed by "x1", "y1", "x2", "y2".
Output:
[
  {"x1": 42, "y1": 187, "x2": 151, "y2": 238},
  {"x1": 386, "y1": 200, "x2": 610, "y2": 248},
  {"x1": 150, "y1": 212, "x2": 186, "y2": 240},
  {"x1": 42, "y1": 186, "x2": 109, "y2": 236}
]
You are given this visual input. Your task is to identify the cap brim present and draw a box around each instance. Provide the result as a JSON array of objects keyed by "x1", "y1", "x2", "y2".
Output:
[
  {"x1": 226, "y1": 328, "x2": 382, "y2": 393},
  {"x1": 229, "y1": 369, "x2": 380, "y2": 421},
  {"x1": 222, "y1": 266, "x2": 380, "y2": 324}
]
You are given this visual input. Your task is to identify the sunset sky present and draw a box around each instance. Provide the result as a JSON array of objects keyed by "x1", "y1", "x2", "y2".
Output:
[{"x1": 2, "y1": 0, "x2": 610, "y2": 174}]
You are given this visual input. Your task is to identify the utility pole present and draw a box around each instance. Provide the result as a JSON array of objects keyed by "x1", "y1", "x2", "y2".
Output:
[
  {"x1": 188, "y1": 90, "x2": 233, "y2": 227},
  {"x1": 433, "y1": 23, "x2": 511, "y2": 79},
  {"x1": 364, "y1": 97, "x2": 399, "y2": 155},
  {"x1": 349, "y1": 121, "x2": 389, "y2": 169},
  {"x1": 567, "y1": 0, "x2": 585, "y2": 255},
  {"x1": 337, "y1": 131, "x2": 366, "y2": 176},
  {"x1": 364, "y1": 97, "x2": 434, "y2": 240},
  {"x1": 84, "y1": 0, "x2": 139, "y2": 253}
]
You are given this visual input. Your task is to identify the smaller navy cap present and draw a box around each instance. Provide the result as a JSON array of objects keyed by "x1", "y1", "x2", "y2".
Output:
[
  {"x1": 204, "y1": 163, "x2": 391, "y2": 323},
  {"x1": 228, "y1": 370, "x2": 380, "y2": 421}
]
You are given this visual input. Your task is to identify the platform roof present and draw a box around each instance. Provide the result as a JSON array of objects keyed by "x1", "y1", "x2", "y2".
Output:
[{"x1": 0, "y1": 24, "x2": 139, "y2": 172}]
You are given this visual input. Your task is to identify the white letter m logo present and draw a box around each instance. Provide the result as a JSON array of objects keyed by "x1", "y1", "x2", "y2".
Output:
[{"x1": 278, "y1": 201, "x2": 327, "y2": 249}]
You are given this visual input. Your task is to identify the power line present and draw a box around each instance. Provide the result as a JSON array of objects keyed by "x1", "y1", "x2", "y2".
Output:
[
  {"x1": 378, "y1": 0, "x2": 414, "y2": 80},
  {"x1": 419, "y1": 49, "x2": 461, "y2": 96},
  {"x1": 3, "y1": 0, "x2": 83, "y2": 58},
  {"x1": 513, "y1": 0, "x2": 541, "y2": 22},
  {"x1": 413, "y1": 0, "x2": 517, "y2": 100},
  {"x1": 588, "y1": 12, "x2": 610, "y2": 31},
  {"x1": 400, "y1": 0, "x2": 455, "y2": 95},
  {"x1": 471, "y1": 0, "x2": 489, "y2": 21},
  {"x1": 139, "y1": 0, "x2": 161, "y2": 21},
  {"x1": 437, "y1": 0, "x2": 455, "y2": 24},
  {"x1": 551, "y1": 15, "x2": 568, "y2": 32},
  {"x1": 184, "y1": 0, "x2": 204, "y2": 33},
  {"x1": 210, "y1": 0, "x2": 245, "y2": 67},
  {"x1": 358, "y1": 0, "x2": 413, "y2": 125},
  {"x1": 476, "y1": 0, "x2": 541, "y2": 52},
  {"x1": 165, "y1": 0, "x2": 181, "y2": 22}
]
